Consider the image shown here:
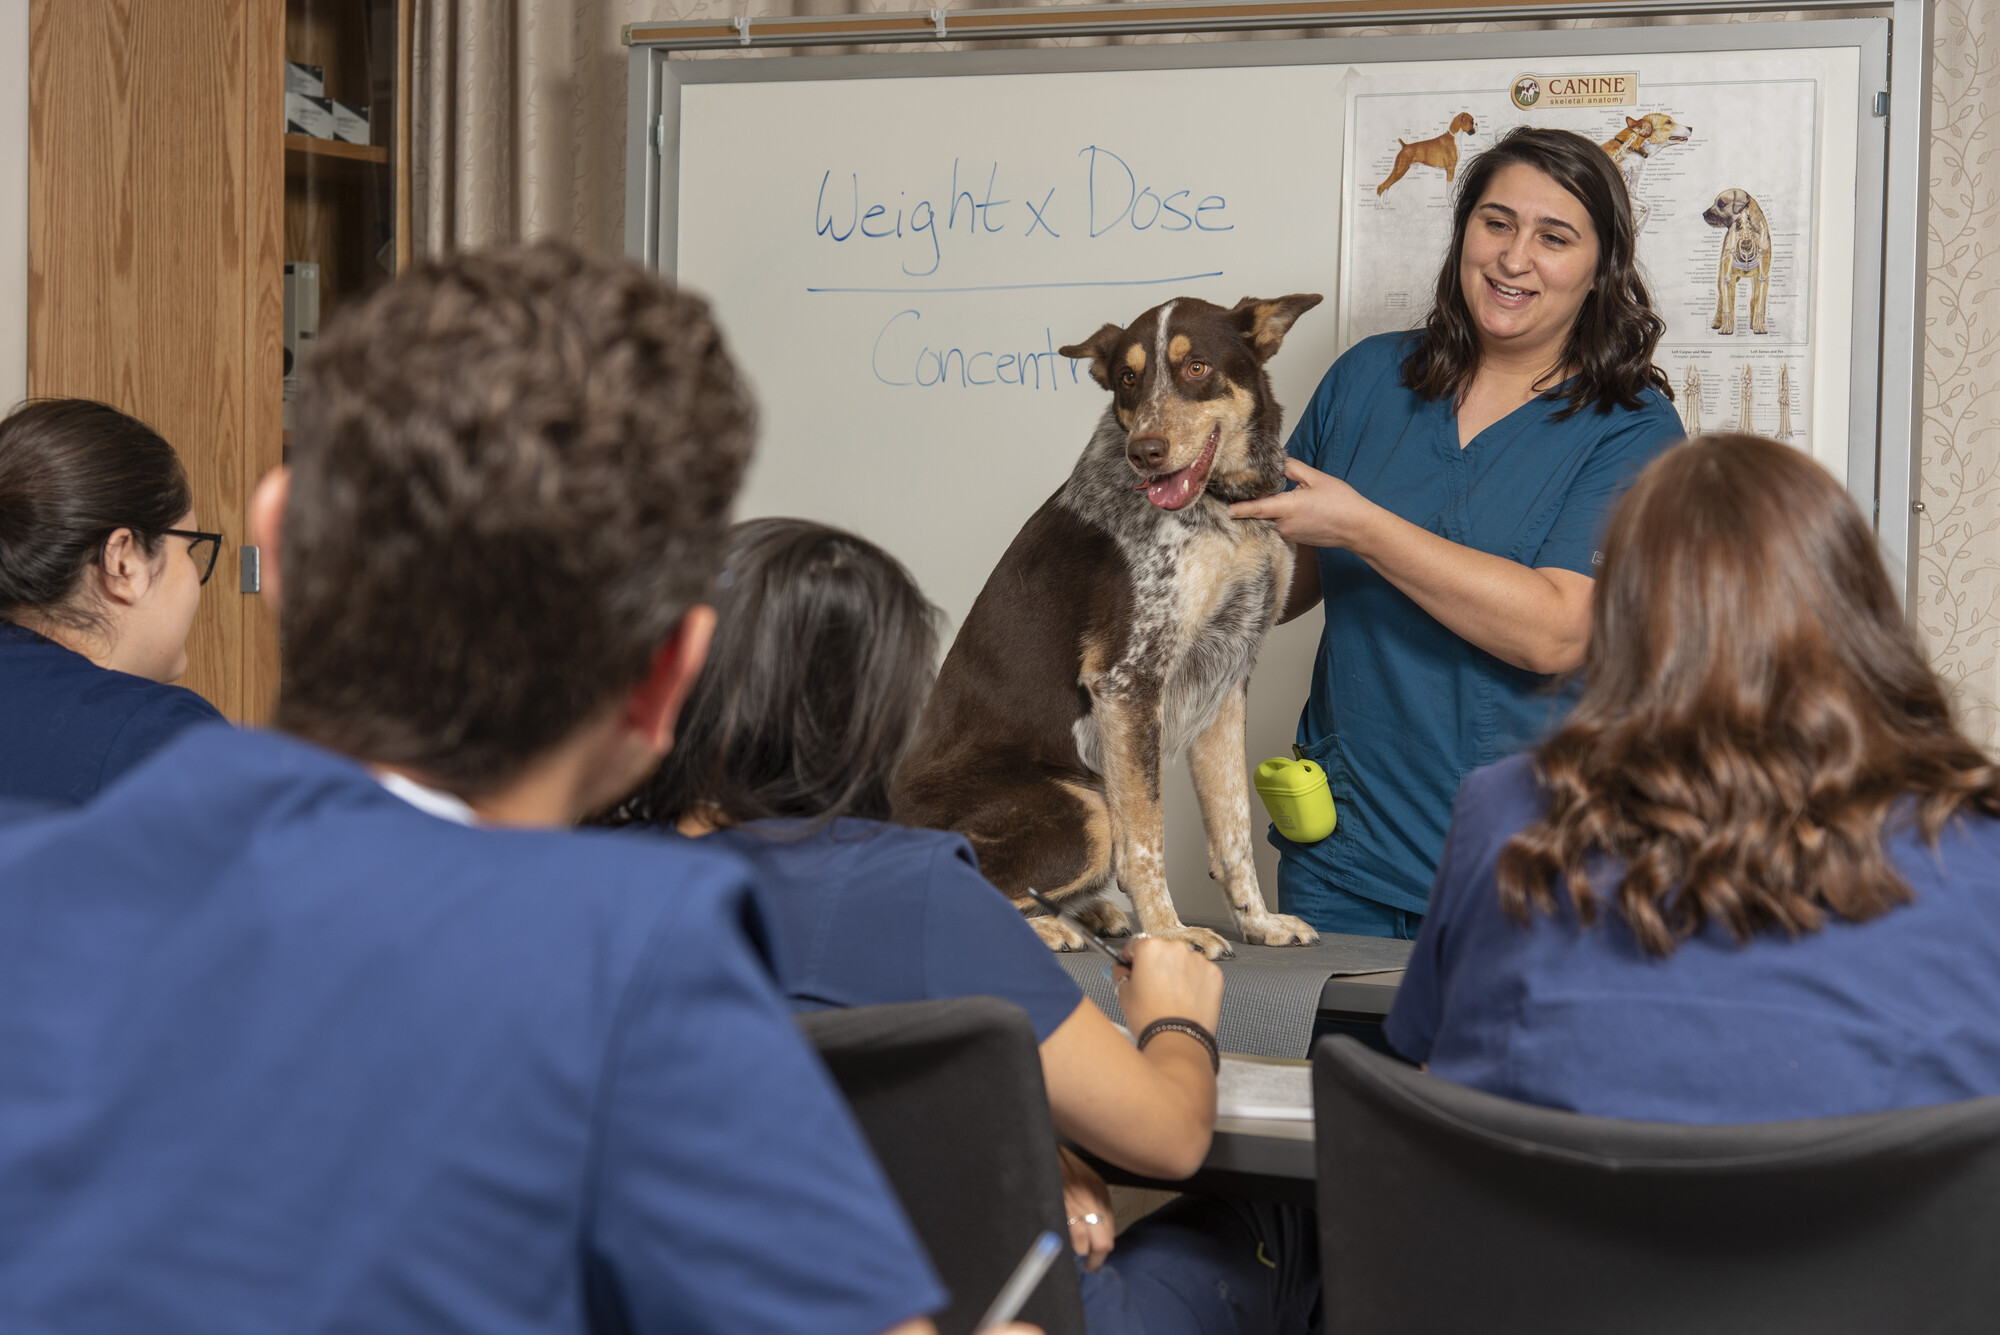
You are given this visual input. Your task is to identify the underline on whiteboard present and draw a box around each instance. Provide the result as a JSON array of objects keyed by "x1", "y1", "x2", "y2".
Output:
[{"x1": 805, "y1": 271, "x2": 1224, "y2": 295}]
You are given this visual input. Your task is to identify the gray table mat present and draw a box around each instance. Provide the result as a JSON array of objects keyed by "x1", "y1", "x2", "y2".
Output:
[{"x1": 1057, "y1": 920, "x2": 1412, "y2": 1059}]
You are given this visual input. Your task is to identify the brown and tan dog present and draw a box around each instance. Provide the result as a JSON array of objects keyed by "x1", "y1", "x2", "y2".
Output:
[
  {"x1": 1704, "y1": 187, "x2": 1772, "y2": 336},
  {"x1": 1599, "y1": 112, "x2": 1692, "y2": 233},
  {"x1": 892, "y1": 296, "x2": 1324, "y2": 959},
  {"x1": 1376, "y1": 113, "x2": 1476, "y2": 196}
]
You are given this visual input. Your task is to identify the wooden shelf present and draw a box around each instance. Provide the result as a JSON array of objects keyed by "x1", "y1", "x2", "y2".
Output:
[{"x1": 284, "y1": 133, "x2": 387, "y2": 169}]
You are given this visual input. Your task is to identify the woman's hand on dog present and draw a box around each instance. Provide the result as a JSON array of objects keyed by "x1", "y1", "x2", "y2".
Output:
[
  {"x1": 1228, "y1": 458, "x2": 1382, "y2": 551},
  {"x1": 1058, "y1": 1146, "x2": 1117, "y2": 1271},
  {"x1": 1115, "y1": 935, "x2": 1224, "y2": 1037}
]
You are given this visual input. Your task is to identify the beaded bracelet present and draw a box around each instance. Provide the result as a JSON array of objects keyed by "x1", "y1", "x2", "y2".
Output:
[{"x1": 1136, "y1": 1017, "x2": 1220, "y2": 1073}]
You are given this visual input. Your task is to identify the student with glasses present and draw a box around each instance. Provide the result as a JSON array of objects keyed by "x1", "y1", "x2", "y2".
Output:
[{"x1": 0, "y1": 398, "x2": 227, "y2": 804}]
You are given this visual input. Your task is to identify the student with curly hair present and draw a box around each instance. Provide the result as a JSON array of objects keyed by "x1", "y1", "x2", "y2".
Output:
[
  {"x1": 0, "y1": 246, "x2": 972, "y2": 1335},
  {"x1": 1388, "y1": 434, "x2": 2000, "y2": 1122}
]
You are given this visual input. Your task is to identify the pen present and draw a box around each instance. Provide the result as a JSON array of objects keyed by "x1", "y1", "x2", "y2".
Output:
[
  {"x1": 974, "y1": 1229, "x2": 1063, "y2": 1330},
  {"x1": 1024, "y1": 887, "x2": 1129, "y2": 968}
]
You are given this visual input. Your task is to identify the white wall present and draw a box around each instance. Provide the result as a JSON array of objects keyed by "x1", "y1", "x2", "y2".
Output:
[{"x1": 0, "y1": 0, "x2": 26, "y2": 409}]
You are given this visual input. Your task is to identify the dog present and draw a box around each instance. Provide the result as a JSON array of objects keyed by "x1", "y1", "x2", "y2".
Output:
[
  {"x1": 1704, "y1": 188, "x2": 1772, "y2": 335},
  {"x1": 891, "y1": 295, "x2": 1325, "y2": 960},
  {"x1": 1377, "y1": 113, "x2": 1476, "y2": 196},
  {"x1": 1599, "y1": 112, "x2": 1692, "y2": 233}
]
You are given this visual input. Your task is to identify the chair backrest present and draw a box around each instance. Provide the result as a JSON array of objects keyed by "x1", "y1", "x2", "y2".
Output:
[
  {"x1": 1313, "y1": 1035, "x2": 2000, "y2": 1335},
  {"x1": 799, "y1": 997, "x2": 1086, "y2": 1335}
]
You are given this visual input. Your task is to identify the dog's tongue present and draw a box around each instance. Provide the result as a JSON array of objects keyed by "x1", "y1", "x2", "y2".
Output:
[
  {"x1": 1146, "y1": 467, "x2": 1201, "y2": 510},
  {"x1": 1143, "y1": 428, "x2": 1219, "y2": 511}
]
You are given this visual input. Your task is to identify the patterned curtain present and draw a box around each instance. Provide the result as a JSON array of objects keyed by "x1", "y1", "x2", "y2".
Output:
[{"x1": 410, "y1": 0, "x2": 2000, "y2": 749}]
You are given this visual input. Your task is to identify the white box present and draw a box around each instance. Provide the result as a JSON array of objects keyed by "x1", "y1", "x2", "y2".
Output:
[
  {"x1": 284, "y1": 91, "x2": 335, "y2": 140},
  {"x1": 285, "y1": 62, "x2": 324, "y2": 96},
  {"x1": 283, "y1": 262, "x2": 321, "y2": 431},
  {"x1": 328, "y1": 100, "x2": 371, "y2": 147}
]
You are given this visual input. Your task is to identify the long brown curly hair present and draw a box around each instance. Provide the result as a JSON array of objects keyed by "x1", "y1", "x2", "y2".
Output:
[{"x1": 1497, "y1": 434, "x2": 2000, "y2": 954}]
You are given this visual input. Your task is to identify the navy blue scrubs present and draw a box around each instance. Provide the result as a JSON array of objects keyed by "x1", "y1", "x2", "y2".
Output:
[
  {"x1": 0, "y1": 620, "x2": 225, "y2": 804},
  {"x1": 1390, "y1": 754, "x2": 2000, "y2": 1122},
  {"x1": 0, "y1": 727, "x2": 944, "y2": 1335},
  {"x1": 701, "y1": 819, "x2": 1321, "y2": 1335},
  {"x1": 1273, "y1": 332, "x2": 1683, "y2": 935}
]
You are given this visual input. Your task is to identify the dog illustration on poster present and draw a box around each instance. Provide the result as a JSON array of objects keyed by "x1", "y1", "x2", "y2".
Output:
[
  {"x1": 1777, "y1": 363, "x2": 1795, "y2": 439},
  {"x1": 1738, "y1": 364, "x2": 1756, "y2": 432},
  {"x1": 1599, "y1": 113, "x2": 1693, "y2": 234},
  {"x1": 1682, "y1": 365, "x2": 1704, "y2": 435},
  {"x1": 1376, "y1": 113, "x2": 1476, "y2": 195},
  {"x1": 1704, "y1": 188, "x2": 1774, "y2": 336}
]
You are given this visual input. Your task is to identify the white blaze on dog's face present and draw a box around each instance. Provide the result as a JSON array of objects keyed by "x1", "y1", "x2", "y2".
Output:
[
  {"x1": 1458, "y1": 163, "x2": 1600, "y2": 364},
  {"x1": 1059, "y1": 294, "x2": 1320, "y2": 511}
]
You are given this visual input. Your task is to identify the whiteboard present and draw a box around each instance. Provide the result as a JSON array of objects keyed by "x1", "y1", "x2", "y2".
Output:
[{"x1": 641, "y1": 22, "x2": 1892, "y2": 918}]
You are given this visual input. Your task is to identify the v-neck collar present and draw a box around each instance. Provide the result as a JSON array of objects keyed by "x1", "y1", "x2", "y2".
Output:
[{"x1": 1444, "y1": 381, "x2": 1574, "y2": 456}]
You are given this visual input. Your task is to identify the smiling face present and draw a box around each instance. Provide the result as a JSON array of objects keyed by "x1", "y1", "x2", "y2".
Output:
[{"x1": 1457, "y1": 162, "x2": 1601, "y2": 367}]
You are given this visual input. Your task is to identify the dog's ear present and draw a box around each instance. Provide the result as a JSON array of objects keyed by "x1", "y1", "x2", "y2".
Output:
[
  {"x1": 1230, "y1": 294, "x2": 1323, "y2": 364},
  {"x1": 1625, "y1": 116, "x2": 1644, "y2": 130},
  {"x1": 1059, "y1": 322, "x2": 1128, "y2": 390}
]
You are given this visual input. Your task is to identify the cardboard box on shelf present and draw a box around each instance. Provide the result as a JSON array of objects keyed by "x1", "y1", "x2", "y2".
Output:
[
  {"x1": 284, "y1": 91, "x2": 336, "y2": 140},
  {"x1": 284, "y1": 62, "x2": 324, "y2": 96},
  {"x1": 329, "y1": 100, "x2": 371, "y2": 147}
]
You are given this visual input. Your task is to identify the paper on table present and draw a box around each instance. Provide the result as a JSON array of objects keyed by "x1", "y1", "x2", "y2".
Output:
[{"x1": 1217, "y1": 1055, "x2": 1313, "y2": 1121}]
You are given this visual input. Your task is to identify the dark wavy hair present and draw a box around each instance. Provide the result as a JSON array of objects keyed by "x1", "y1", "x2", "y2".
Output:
[
  {"x1": 0, "y1": 398, "x2": 191, "y2": 632},
  {"x1": 1401, "y1": 126, "x2": 1671, "y2": 419},
  {"x1": 1497, "y1": 435, "x2": 2000, "y2": 955},
  {"x1": 598, "y1": 518, "x2": 941, "y2": 831}
]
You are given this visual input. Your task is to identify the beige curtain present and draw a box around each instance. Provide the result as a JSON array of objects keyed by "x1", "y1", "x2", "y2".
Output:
[{"x1": 411, "y1": 0, "x2": 2000, "y2": 750}]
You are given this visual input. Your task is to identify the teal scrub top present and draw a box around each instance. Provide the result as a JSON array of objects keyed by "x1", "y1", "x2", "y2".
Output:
[{"x1": 1274, "y1": 331, "x2": 1683, "y2": 916}]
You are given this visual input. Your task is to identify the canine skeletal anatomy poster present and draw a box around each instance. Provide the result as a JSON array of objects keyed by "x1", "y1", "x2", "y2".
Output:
[{"x1": 1338, "y1": 48, "x2": 1857, "y2": 476}]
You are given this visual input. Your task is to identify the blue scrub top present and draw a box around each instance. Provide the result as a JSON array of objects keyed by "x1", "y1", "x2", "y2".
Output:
[
  {"x1": 1276, "y1": 332, "x2": 1683, "y2": 917},
  {"x1": 0, "y1": 620, "x2": 225, "y2": 804},
  {"x1": 1388, "y1": 754, "x2": 2000, "y2": 1123},
  {"x1": 702, "y1": 818, "x2": 1086, "y2": 1043},
  {"x1": 0, "y1": 727, "x2": 945, "y2": 1335}
]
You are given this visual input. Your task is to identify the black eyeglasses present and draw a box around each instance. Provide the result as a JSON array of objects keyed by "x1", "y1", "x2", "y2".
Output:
[{"x1": 161, "y1": 528, "x2": 224, "y2": 586}]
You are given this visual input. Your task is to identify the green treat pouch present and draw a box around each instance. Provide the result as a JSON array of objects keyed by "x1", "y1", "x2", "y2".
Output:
[{"x1": 1254, "y1": 751, "x2": 1338, "y2": 844}]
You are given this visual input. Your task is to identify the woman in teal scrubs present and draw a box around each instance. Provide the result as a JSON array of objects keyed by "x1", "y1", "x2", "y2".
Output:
[{"x1": 1231, "y1": 127, "x2": 1684, "y2": 938}]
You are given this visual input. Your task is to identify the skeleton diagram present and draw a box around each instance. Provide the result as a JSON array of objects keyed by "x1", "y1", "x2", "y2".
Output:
[
  {"x1": 1737, "y1": 364, "x2": 1756, "y2": 434},
  {"x1": 1776, "y1": 364, "x2": 1795, "y2": 440},
  {"x1": 1682, "y1": 365, "x2": 1704, "y2": 435}
]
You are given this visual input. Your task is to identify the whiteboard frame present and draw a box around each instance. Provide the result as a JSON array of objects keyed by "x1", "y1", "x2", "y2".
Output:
[{"x1": 628, "y1": 6, "x2": 1927, "y2": 606}]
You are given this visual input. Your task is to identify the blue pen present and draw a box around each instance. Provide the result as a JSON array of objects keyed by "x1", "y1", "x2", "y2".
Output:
[{"x1": 975, "y1": 1229, "x2": 1063, "y2": 1330}]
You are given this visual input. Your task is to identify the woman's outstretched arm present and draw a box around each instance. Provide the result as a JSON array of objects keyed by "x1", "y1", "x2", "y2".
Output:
[
  {"x1": 1036, "y1": 936, "x2": 1222, "y2": 1181},
  {"x1": 1234, "y1": 459, "x2": 1592, "y2": 674}
]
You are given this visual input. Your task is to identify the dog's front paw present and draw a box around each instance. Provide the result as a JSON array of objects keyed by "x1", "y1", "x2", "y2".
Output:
[
  {"x1": 1240, "y1": 913, "x2": 1321, "y2": 947},
  {"x1": 1073, "y1": 899, "x2": 1133, "y2": 938},
  {"x1": 1029, "y1": 914, "x2": 1094, "y2": 952},
  {"x1": 1152, "y1": 924, "x2": 1234, "y2": 960}
]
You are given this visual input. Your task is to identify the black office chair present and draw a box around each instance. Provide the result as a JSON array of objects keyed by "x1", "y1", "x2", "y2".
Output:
[
  {"x1": 799, "y1": 997, "x2": 1086, "y2": 1335},
  {"x1": 1313, "y1": 1034, "x2": 2000, "y2": 1335}
]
